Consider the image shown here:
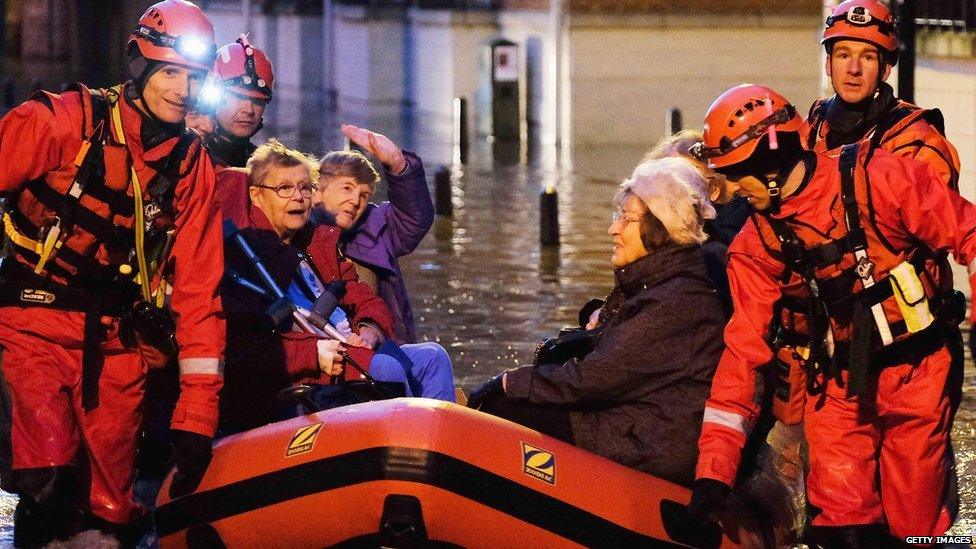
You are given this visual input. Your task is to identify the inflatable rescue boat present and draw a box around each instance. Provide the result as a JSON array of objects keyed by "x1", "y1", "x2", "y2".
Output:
[{"x1": 155, "y1": 398, "x2": 749, "y2": 548}]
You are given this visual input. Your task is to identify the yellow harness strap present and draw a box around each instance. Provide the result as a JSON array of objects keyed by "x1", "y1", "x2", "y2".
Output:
[
  {"x1": 2, "y1": 212, "x2": 43, "y2": 254},
  {"x1": 107, "y1": 94, "x2": 152, "y2": 302}
]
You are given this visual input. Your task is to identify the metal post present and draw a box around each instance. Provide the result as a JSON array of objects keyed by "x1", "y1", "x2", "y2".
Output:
[
  {"x1": 322, "y1": 0, "x2": 337, "y2": 110},
  {"x1": 454, "y1": 97, "x2": 469, "y2": 165},
  {"x1": 540, "y1": 184, "x2": 559, "y2": 247},
  {"x1": 434, "y1": 166, "x2": 453, "y2": 217},
  {"x1": 896, "y1": 0, "x2": 916, "y2": 102},
  {"x1": 666, "y1": 107, "x2": 682, "y2": 136}
]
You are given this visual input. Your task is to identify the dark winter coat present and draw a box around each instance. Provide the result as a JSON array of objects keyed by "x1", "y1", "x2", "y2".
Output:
[
  {"x1": 216, "y1": 169, "x2": 393, "y2": 432},
  {"x1": 341, "y1": 151, "x2": 433, "y2": 343},
  {"x1": 504, "y1": 244, "x2": 725, "y2": 486}
]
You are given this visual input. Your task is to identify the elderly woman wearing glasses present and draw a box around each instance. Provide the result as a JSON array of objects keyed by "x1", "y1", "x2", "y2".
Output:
[
  {"x1": 214, "y1": 139, "x2": 455, "y2": 434},
  {"x1": 468, "y1": 157, "x2": 725, "y2": 487}
]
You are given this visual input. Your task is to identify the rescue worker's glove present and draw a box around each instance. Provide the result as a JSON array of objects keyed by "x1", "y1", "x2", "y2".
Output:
[
  {"x1": 687, "y1": 478, "x2": 731, "y2": 523},
  {"x1": 467, "y1": 372, "x2": 506, "y2": 410},
  {"x1": 169, "y1": 430, "x2": 213, "y2": 498}
]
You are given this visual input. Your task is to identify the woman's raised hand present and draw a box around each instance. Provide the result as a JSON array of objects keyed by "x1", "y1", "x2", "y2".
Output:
[{"x1": 340, "y1": 124, "x2": 407, "y2": 175}]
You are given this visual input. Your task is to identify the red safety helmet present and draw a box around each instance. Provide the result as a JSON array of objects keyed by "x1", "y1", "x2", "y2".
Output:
[
  {"x1": 128, "y1": 0, "x2": 216, "y2": 72},
  {"x1": 822, "y1": 0, "x2": 899, "y2": 64},
  {"x1": 212, "y1": 35, "x2": 275, "y2": 100},
  {"x1": 696, "y1": 84, "x2": 803, "y2": 169}
]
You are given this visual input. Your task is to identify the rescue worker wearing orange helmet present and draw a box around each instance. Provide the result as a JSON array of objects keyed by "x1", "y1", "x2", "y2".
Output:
[
  {"x1": 204, "y1": 35, "x2": 275, "y2": 168},
  {"x1": 809, "y1": 0, "x2": 959, "y2": 188},
  {"x1": 809, "y1": 0, "x2": 967, "y2": 397},
  {"x1": 688, "y1": 84, "x2": 976, "y2": 545},
  {"x1": 0, "y1": 0, "x2": 224, "y2": 545}
]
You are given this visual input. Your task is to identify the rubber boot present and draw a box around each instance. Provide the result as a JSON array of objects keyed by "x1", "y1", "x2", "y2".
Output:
[
  {"x1": 808, "y1": 524, "x2": 891, "y2": 549},
  {"x1": 84, "y1": 513, "x2": 150, "y2": 549},
  {"x1": 10, "y1": 467, "x2": 83, "y2": 547}
]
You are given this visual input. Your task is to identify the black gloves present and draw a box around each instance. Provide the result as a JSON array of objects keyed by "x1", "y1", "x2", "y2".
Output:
[
  {"x1": 687, "y1": 478, "x2": 731, "y2": 523},
  {"x1": 467, "y1": 372, "x2": 506, "y2": 410},
  {"x1": 169, "y1": 430, "x2": 213, "y2": 499}
]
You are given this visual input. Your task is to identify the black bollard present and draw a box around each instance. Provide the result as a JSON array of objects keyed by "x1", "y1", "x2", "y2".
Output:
[
  {"x1": 539, "y1": 184, "x2": 559, "y2": 247},
  {"x1": 453, "y1": 97, "x2": 469, "y2": 165},
  {"x1": 3, "y1": 77, "x2": 13, "y2": 109},
  {"x1": 667, "y1": 107, "x2": 682, "y2": 136},
  {"x1": 434, "y1": 166, "x2": 453, "y2": 217}
]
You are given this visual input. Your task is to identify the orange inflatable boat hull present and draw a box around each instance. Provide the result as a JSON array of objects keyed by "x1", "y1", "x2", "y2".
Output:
[{"x1": 155, "y1": 399, "x2": 741, "y2": 548}]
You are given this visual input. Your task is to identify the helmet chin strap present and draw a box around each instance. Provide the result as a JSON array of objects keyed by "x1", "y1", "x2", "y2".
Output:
[{"x1": 764, "y1": 175, "x2": 785, "y2": 215}]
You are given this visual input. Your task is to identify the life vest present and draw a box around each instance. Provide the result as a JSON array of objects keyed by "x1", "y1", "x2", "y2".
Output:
[
  {"x1": 3, "y1": 83, "x2": 196, "y2": 293},
  {"x1": 806, "y1": 96, "x2": 959, "y2": 189},
  {"x1": 756, "y1": 143, "x2": 955, "y2": 395}
]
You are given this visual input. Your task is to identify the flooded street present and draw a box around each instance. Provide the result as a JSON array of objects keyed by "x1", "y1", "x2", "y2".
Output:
[{"x1": 0, "y1": 100, "x2": 973, "y2": 544}]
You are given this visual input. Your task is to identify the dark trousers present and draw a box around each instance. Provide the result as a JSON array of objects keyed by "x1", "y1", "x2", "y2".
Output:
[{"x1": 479, "y1": 392, "x2": 575, "y2": 444}]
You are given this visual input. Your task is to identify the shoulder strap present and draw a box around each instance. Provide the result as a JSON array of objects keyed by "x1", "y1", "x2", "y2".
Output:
[
  {"x1": 806, "y1": 99, "x2": 829, "y2": 149},
  {"x1": 838, "y1": 143, "x2": 867, "y2": 253},
  {"x1": 869, "y1": 103, "x2": 918, "y2": 150}
]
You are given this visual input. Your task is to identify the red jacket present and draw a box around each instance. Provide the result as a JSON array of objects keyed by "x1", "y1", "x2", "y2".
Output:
[
  {"x1": 217, "y1": 169, "x2": 393, "y2": 430},
  {"x1": 697, "y1": 148, "x2": 976, "y2": 486},
  {"x1": 0, "y1": 84, "x2": 225, "y2": 435}
]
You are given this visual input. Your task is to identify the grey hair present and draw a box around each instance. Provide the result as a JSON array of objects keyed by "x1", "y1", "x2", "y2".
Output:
[
  {"x1": 619, "y1": 156, "x2": 716, "y2": 245},
  {"x1": 641, "y1": 130, "x2": 704, "y2": 164}
]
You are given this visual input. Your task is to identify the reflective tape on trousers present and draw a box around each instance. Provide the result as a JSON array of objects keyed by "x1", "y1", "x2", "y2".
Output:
[{"x1": 179, "y1": 357, "x2": 224, "y2": 376}]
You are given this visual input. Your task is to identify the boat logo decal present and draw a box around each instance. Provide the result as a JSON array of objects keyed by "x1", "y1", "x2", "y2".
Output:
[
  {"x1": 521, "y1": 442, "x2": 555, "y2": 485},
  {"x1": 286, "y1": 422, "x2": 323, "y2": 457}
]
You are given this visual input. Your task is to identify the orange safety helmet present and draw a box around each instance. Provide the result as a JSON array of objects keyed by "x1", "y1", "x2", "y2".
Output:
[
  {"x1": 696, "y1": 84, "x2": 803, "y2": 170},
  {"x1": 128, "y1": 0, "x2": 217, "y2": 72},
  {"x1": 212, "y1": 35, "x2": 275, "y2": 100},
  {"x1": 822, "y1": 0, "x2": 899, "y2": 64}
]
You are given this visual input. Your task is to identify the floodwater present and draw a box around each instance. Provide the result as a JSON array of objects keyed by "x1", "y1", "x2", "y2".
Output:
[{"x1": 0, "y1": 99, "x2": 974, "y2": 545}]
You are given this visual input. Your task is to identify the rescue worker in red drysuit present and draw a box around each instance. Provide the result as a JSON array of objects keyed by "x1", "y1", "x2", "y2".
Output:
[
  {"x1": 806, "y1": 0, "x2": 967, "y2": 408},
  {"x1": 687, "y1": 84, "x2": 976, "y2": 546},
  {"x1": 203, "y1": 35, "x2": 275, "y2": 168},
  {"x1": 0, "y1": 0, "x2": 224, "y2": 545}
]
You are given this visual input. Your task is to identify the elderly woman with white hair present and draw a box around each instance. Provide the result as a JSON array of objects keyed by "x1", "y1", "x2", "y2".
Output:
[{"x1": 468, "y1": 157, "x2": 725, "y2": 487}]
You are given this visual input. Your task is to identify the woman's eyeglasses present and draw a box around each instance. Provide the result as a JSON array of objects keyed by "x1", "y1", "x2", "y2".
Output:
[
  {"x1": 611, "y1": 211, "x2": 643, "y2": 225},
  {"x1": 253, "y1": 182, "x2": 317, "y2": 199}
]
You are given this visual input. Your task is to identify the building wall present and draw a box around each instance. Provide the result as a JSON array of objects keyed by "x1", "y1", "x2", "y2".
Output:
[{"x1": 568, "y1": 13, "x2": 823, "y2": 148}]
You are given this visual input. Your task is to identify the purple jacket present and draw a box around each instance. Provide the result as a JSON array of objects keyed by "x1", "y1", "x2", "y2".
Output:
[{"x1": 342, "y1": 151, "x2": 433, "y2": 343}]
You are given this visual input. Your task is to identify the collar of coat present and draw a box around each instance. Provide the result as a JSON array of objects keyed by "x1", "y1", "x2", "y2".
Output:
[
  {"x1": 340, "y1": 203, "x2": 397, "y2": 273},
  {"x1": 614, "y1": 243, "x2": 707, "y2": 297}
]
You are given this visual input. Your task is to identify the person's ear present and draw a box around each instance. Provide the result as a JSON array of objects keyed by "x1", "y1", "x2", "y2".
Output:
[{"x1": 248, "y1": 185, "x2": 263, "y2": 205}]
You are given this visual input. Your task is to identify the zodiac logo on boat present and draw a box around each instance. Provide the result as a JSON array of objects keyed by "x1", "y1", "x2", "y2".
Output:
[
  {"x1": 521, "y1": 442, "x2": 555, "y2": 485},
  {"x1": 285, "y1": 422, "x2": 323, "y2": 457}
]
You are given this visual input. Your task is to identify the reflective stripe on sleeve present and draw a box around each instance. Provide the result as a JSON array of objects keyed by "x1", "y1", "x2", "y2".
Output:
[
  {"x1": 703, "y1": 406, "x2": 748, "y2": 434},
  {"x1": 179, "y1": 357, "x2": 224, "y2": 376}
]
